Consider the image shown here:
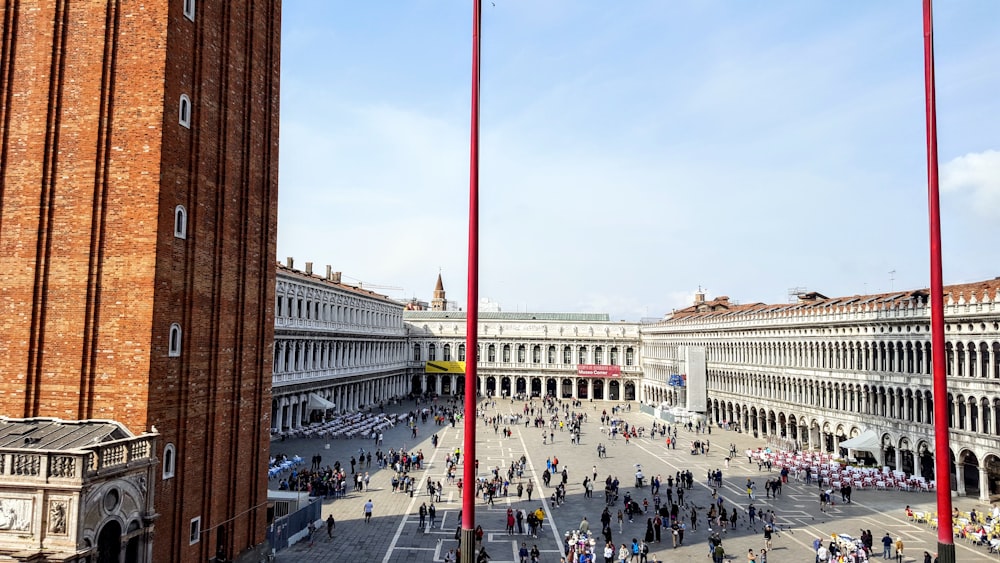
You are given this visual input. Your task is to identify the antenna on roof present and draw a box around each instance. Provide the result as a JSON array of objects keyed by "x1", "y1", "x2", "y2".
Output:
[
  {"x1": 787, "y1": 286, "x2": 808, "y2": 303},
  {"x1": 889, "y1": 269, "x2": 896, "y2": 291}
]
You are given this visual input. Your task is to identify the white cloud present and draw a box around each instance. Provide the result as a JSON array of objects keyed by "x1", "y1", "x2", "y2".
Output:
[{"x1": 942, "y1": 149, "x2": 1000, "y2": 218}]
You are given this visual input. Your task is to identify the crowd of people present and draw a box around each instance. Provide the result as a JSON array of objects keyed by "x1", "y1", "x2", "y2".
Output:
[{"x1": 283, "y1": 392, "x2": 961, "y2": 563}]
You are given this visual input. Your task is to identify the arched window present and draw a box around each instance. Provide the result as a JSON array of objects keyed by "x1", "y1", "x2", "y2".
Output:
[
  {"x1": 163, "y1": 443, "x2": 177, "y2": 479},
  {"x1": 174, "y1": 205, "x2": 187, "y2": 238},
  {"x1": 458, "y1": 344, "x2": 466, "y2": 362},
  {"x1": 168, "y1": 323, "x2": 182, "y2": 357},
  {"x1": 428, "y1": 344, "x2": 436, "y2": 361},
  {"x1": 412, "y1": 344, "x2": 421, "y2": 361},
  {"x1": 443, "y1": 344, "x2": 451, "y2": 361},
  {"x1": 179, "y1": 94, "x2": 192, "y2": 128}
]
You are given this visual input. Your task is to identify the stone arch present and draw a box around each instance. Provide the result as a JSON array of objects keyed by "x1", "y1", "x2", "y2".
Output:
[
  {"x1": 983, "y1": 453, "x2": 1000, "y2": 500},
  {"x1": 97, "y1": 519, "x2": 123, "y2": 563},
  {"x1": 958, "y1": 449, "x2": 981, "y2": 497},
  {"x1": 899, "y1": 437, "x2": 914, "y2": 475},
  {"x1": 882, "y1": 433, "x2": 897, "y2": 470}
]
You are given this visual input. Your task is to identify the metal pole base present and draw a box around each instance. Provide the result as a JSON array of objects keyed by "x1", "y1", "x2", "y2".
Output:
[
  {"x1": 936, "y1": 542, "x2": 954, "y2": 563},
  {"x1": 460, "y1": 528, "x2": 476, "y2": 563}
]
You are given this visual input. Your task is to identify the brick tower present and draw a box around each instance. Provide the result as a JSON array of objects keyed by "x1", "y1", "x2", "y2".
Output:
[
  {"x1": 431, "y1": 273, "x2": 448, "y2": 311},
  {"x1": 0, "y1": 1, "x2": 279, "y2": 562}
]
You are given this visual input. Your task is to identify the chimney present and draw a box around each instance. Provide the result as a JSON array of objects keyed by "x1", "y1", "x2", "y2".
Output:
[
  {"x1": 286, "y1": 257, "x2": 294, "y2": 269},
  {"x1": 331, "y1": 271, "x2": 342, "y2": 284},
  {"x1": 326, "y1": 265, "x2": 332, "y2": 280},
  {"x1": 305, "y1": 262, "x2": 313, "y2": 275}
]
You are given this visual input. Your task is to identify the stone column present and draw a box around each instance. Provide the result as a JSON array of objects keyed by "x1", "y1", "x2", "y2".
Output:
[
  {"x1": 956, "y1": 462, "x2": 967, "y2": 495},
  {"x1": 572, "y1": 378, "x2": 579, "y2": 400},
  {"x1": 982, "y1": 345, "x2": 991, "y2": 379},
  {"x1": 588, "y1": 379, "x2": 593, "y2": 401},
  {"x1": 979, "y1": 465, "x2": 990, "y2": 502},
  {"x1": 436, "y1": 376, "x2": 443, "y2": 396}
]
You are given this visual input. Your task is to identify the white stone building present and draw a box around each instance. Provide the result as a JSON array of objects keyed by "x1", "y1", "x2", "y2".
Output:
[
  {"x1": 641, "y1": 281, "x2": 1000, "y2": 501},
  {"x1": 404, "y1": 310, "x2": 642, "y2": 401},
  {"x1": 270, "y1": 261, "x2": 409, "y2": 431},
  {"x1": 269, "y1": 264, "x2": 1000, "y2": 501},
  {"x1": 0, "y1": 418, "x2": 157, "y2": 562}
]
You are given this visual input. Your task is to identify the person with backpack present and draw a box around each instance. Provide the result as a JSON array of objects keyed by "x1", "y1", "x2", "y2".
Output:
[{"x1": 639, "y1": 541, "x2": 649, "y2": 563}]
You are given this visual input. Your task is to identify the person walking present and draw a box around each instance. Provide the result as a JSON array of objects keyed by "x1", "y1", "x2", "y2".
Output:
[
  {"x1": 326, "y1": 514, "x2": 335, "y2": 539},
  {"x1": 881, "y1": 533, "x2": 892, "y2": 558},
  {"x1": 603, "y1": 541, "x2": 615, "y2": 563},
  {"x1": 618, "y1": 543, "x2": 629, "y2": 563},
  {"x1": 363, "y1": 499, "x2": 374, "y2": 523}
]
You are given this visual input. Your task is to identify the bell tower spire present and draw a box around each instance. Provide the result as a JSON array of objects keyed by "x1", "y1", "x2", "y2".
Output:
[{"x1": 432, "y1": 271, "x2": 447, "y2": 311}]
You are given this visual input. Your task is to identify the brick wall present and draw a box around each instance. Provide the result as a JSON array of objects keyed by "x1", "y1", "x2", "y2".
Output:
[{"x1": 0, "y1": 1, "x2": 280, "y2": 561}]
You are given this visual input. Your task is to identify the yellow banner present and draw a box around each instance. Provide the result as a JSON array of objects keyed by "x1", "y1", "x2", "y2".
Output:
[{"x1": 425, "y1": 361, "x2": 466, "y2": 374}]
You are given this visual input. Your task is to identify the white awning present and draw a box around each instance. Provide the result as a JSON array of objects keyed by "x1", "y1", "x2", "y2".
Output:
[
  {"x1": 839, "y1": 430, "x2": 880, "y2": 453},
  {"x1": 307, "y1": 393, "x2": 335, "y2": 412}
]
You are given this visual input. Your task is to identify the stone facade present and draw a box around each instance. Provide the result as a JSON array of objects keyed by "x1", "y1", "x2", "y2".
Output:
[
  {"x1": 0, "y1": 419, "x2": 157, "y2": 561},
  {"x1": 642, "y1": 280, "x2": 1000, "y2": 501},
  {"x1": 272, "y1": 263, "x2": 410, "y2": 430},
  {"x1": 404, "y1": 311, "x2": 642, "y2": 402}
]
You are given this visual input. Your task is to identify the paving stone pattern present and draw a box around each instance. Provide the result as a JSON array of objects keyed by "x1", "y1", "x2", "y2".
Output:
[{"x1": 270, "y1": 399, "x2": 991, "y2": 562}]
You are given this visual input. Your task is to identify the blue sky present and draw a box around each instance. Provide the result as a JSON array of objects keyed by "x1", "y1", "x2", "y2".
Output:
[{"x1": 277, "y1": 1, "x2": 1000, "y2": 320}]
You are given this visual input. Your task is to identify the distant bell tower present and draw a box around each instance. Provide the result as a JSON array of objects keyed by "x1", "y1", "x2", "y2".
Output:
[{"x1": 432, "y1": 273, "x2": 447, "y2": 311}]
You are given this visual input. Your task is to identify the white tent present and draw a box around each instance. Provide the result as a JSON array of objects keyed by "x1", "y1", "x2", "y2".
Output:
[
  {"x1": 839, "y1": 429, "x2": 880, "y2": 453},
  {"x1": 307, "y1": 393, "x2": 335, "y2": 412}
]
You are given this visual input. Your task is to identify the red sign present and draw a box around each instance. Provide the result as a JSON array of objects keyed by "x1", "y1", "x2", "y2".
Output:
[{"x1": 576, "y1": 364, "x2": 622, "y2": 377}]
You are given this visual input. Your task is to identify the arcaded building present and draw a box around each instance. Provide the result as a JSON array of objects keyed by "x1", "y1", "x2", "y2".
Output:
[
  {"x1": 271, "y1": 261, "x2": 409, "y2": 430},
  {"x1": 403, "y1": 278, "x2": 642, "y2": 401},
  {"x1": 0, "y1": 1, "x2": 279, "y2": 561},
  {"x1": 641, "y1": 281, "x2": 1000, "y2": 501}
]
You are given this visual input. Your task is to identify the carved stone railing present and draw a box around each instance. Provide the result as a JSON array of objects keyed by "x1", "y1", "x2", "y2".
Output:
[{"x1": 0, "y1": 435, "x2": 156, "y2": 485}]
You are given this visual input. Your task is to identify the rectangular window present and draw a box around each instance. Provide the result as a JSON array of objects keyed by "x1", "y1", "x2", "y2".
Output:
[
  {"x1": 183, "y1": 0, "x2": 195, "y2": 20},
  {"x1": 189, "y1": 517, "x2": 201, "y2": 544}
]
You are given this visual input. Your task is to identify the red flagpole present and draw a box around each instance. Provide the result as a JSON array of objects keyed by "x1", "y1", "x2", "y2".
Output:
[
  {"x1": 922, "y1": 1, "x2": 954, "y2": 562},
  {"x1": 461, "y1": 1, "x2": 481, "y2": 561}
]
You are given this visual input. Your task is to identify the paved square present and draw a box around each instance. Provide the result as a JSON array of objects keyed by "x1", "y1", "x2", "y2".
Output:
[{"x1": 271, "y1": 398, "x2": 991, "y2": 562}]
